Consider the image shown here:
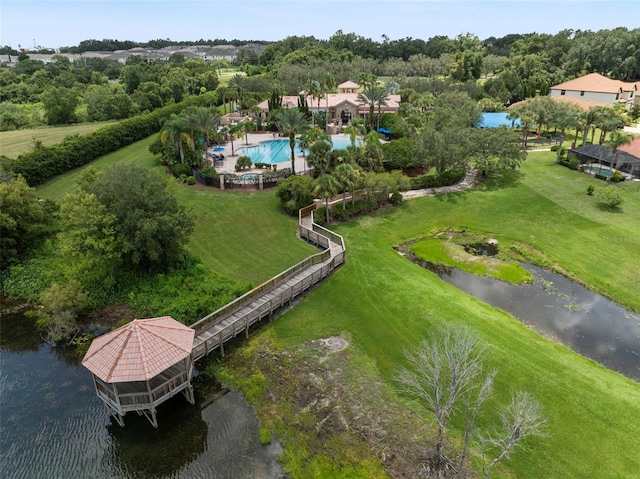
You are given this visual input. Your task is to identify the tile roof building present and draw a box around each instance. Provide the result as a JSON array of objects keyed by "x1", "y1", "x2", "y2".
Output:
[
  {"x1": 550, "y1": 73, "x2": 639, "y2": 111},
  {"x1": 257, "y1": 81, "x2": 401, "y2": 129}
]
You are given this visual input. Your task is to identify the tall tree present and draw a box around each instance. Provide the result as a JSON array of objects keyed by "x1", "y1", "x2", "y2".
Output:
[
  {"x1": 313, "y1": 174, "x2": 338, "y2": 223},
  {"x1": 161, "y1": 114, "x2": 190, "y2": 163},
  {"x1": 40, "y1": 86, "x2": 80, "y2": 125},
  {"x1": 395, "y1": 325, "x2": 493, "y2": 469},
  {"x1": 334, "y1": 162, "x2": 360, "y2": 209},
  {"x1": 605, "y1": 131, "x2": 633, "y2": 171},
  {"x1": 275, "y1": 108, "x2": 310, "y2": 175},
  {"x1": 321, "y1": 72, "x2": 336, "y2": 132},
  {"x1": 358, "y1": 85, "x2": 388, "y2": 131},
  {"x1": 91, "y1": 164, "x2": 194, "y2": 272}
]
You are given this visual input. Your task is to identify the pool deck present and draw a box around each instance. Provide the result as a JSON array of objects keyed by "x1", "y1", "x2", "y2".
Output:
[{"x1": 209, "y1": 132, "x2": 355, "y2": 175}]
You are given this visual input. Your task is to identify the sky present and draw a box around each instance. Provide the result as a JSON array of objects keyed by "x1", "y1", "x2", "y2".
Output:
[{"x1": 1, "y1": 0, "x2": 638, "y2": 50}]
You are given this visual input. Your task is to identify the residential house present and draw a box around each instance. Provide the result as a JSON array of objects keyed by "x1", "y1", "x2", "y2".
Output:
[{"x1": 550, "y1": 73, "x2": 639, "y2": 111}]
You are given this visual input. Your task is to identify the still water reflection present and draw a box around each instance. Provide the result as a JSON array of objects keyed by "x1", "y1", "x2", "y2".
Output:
[
  {"x1": 436, "y1": 263, "x2": 640, "y2": 381},
  {"x1": 0, "y1": 306, "x2": 285, "y2": 479}
]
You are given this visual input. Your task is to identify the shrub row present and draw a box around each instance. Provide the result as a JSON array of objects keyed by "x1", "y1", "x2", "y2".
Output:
[
  {"x1": 8, "y1": 96, "x2": 213, "y2": 186},
  {"x1": 409, "y1": 168, "x2": 466, "y2": 190}
]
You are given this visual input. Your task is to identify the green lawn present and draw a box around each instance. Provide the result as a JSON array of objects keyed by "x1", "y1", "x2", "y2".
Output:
[
  {"x1": 262, "y1": 151, "x2": 640, "y2": 477},
  {"x1": 0, "y1": 121, "x2": 117, "y2": 158},
  {"x1": 33, "y1": 142, "x2": 640, "y2": 478},
  {"x1": 36, "y1": 136, "x2": 315, "y2": 285}
]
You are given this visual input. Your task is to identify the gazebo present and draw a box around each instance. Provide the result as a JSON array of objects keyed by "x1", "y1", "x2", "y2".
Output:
[{"x1": 82, "y1": 316, "x2": 196, "y2": 428}]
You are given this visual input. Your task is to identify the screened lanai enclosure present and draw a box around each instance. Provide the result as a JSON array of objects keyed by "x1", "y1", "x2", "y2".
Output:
[
  {"x1": 82, "y1": 317, "x2": 196, "y2": 428},
  {"x1": 567, "y1": 144, "x2": 640, "y2": 179}
]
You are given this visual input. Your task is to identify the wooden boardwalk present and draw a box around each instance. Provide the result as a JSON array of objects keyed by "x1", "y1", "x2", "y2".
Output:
[{"x1": 190, "y1": 204, "x2": 345, "y2": 361}]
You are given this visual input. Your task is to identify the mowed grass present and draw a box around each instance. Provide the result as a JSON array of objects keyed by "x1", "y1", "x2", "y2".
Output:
[
  {"x1": 265, "y1": 152, "x2": 640, "y2": 477},
  {"x1": 0, "y1": 121, "x2": 117, "y2": 158},
  {"x1": 36, "y1": 136, "x2": 315, "y2": 285},
  {"x1": 33, "y1": 142, "x2": 640, "y2": 477}
]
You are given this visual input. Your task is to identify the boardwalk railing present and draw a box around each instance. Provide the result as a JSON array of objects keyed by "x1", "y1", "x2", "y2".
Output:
[{"x1": 190, "y1": 203, "x2": 345, "y2": 360}]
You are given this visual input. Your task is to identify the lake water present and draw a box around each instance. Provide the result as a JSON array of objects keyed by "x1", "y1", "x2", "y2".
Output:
[
  {"x1": 0, "y1": 304, "x2": 286, "y2": 479},
  {"x1": 434, "y1": 263, "x2": 640, "y2": 381}
]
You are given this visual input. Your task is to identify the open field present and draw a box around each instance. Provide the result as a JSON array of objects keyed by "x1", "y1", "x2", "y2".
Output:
[
  {"x1": 0, "y1": 121, "x2": 117, "y2": 158},
  {"x1": 254, "y1": 152, "x2": 640, "y2": 478},
  {"x1": 34, "y1": 144, "x2": 640, "y2": 478},
  {"x1": 35, "y1": 136, "x2": 315, "y2": 285}
]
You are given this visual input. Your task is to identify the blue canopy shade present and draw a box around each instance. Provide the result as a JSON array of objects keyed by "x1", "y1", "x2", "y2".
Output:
[
  {"x1": 377, "y1": 128, "x2": 391, "y2": 134},
  {"x1": 213, "y1": 147, "x2": 225, "y2": 151}
]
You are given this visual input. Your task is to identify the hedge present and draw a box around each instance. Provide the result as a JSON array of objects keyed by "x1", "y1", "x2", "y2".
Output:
[{"x1": 8, "y1": 95, "x2": 216, "y2": 186}]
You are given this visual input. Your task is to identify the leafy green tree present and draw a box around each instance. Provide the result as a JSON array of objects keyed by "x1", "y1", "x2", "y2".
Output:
[
  {"x1": 359, "y1": 131, "x2": 385, "y2": 172},
  {"x1": 306, "y1": 134, "x2": 333, "y2": 175},
  {"x1": 276, "y1": 174, "x2": 315, "y2": 214},
  {"x1": 40, "y1": 86, "x2": 80, "y2": 125},
  {"x1": 0, "y1": 176, "x2": 50, "y2": 268},
  {"x1": 605, "y1": 131, "x2": 633, "y2": 170},
  {"x1": 276, "y1": 108, "x2": 310, "y2": 175},
  {"x1": 470, "y1": 127, "x2": 527, "y2": 176},
  {"x1": 161, "y1": 113, "x2": 191, "y2": 163},
  {"x1": 241, "y1": 119, "x2": 256, "y2": 145},
  {"x1": 595, "y1": 187, "x2": 624, "y2": 209},
  {"x1": 334, "y1": 162, "x2": 360, "y2": 209},
  {"x1": 190, "y1": 107, "x2": 220, "y2": 147},
  {"x1": 91, "y1": 164, "x2": 195, "y2": 272},
  {"x1": 314, "y1": 174, "x2": 338, "y2": 223},
  {"x1": 57, "y1": 190, "x2": 119, "y2": 278}
]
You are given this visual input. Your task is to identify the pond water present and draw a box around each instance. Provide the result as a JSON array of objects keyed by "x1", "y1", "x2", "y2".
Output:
[
  {"x1": 0, "y1": 304, "x2": 286, "y2": 479},
  {"x1": 433, "y1": 263, "x2": 640, "y2": 381}
]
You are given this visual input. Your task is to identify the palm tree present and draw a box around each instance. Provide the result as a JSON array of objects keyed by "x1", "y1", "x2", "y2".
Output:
[
  {"x1": 581, "y1": 107, "x2": 600, "y2": 146},
  {"x1": 229, "y1": 74, "x2": 246, "y2": 111},
  {"x1": 161, "y1": 114, "x2": 190, "y2": 163},
  {"x1": 190, "y1": 107, "x2": 220, "y2": 148},
  {"x1": 358, "y1": 85, "x2": 388, "y2": 132},
  {"x1": 241, "y1": 119, "x2": 256, "y2": 145},
  {"x1": 314, "y1": 174, "x2": 338, "y2": 223},
  {"x1": 216, "y1": 86, "x2": 230, "y2": 114},
  {"x1": 304, "y1": 80, "x2": 321, "y2": 127},
  {"x1": 605, "y1": 131, "x2": 633, "y2": 172},
  {"x1": 321, "y1": 73, "x2": 336, "y2": 132},
  {"x1": 227, "y1": 123, "x2": 242, "y2": 156},
  {"x1": 334, "y1": 162, "x2": 359, "y2": 209},
  {"x1": 275, "y1": 108, "x2": 310, "y2": 175},
  {"x1": 307, "y1": 134, "x2": 333, "y2": 175}
]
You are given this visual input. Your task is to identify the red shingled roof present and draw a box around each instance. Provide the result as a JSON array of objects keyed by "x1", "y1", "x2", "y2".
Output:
[{"x1": 82, "y1": 317, "x2": 194, "y2": 383}]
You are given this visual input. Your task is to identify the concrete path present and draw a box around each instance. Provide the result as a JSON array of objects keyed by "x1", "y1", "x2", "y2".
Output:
[{"x1": 401, "y1": 169, "x2": 478, "y2": 200}]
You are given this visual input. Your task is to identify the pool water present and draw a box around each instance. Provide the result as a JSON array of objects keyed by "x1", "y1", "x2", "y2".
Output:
[
  {"x1": 478, "y1": 112, "x2": 521, "y2": 128},
  {"x1": 239, "y1": 137, "x2": 361, "y2": 165},
  {"x1": 584, "y1": 166, "x2": 614, "y2": 178}
]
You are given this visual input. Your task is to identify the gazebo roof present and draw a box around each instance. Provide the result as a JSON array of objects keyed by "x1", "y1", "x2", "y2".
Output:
[{"x1": 82, "y1": 316, "x2": 195, "y2": 384}]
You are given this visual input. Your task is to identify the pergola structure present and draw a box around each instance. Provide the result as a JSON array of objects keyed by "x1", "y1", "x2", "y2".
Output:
[{"x1": 82, "y1": 316, "x2": 196, "y2": 428}]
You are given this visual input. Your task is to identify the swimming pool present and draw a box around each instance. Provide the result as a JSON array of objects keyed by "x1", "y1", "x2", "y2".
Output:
[
  {"x1": 239, "y1": 136, "x2": 361, "y2": 164},
  {"x1": 478, "y1": 112, "x2": 521, "y2": 128},
  {"x1": 584, "y1": 165, "x2": 614, "y2": 178}
]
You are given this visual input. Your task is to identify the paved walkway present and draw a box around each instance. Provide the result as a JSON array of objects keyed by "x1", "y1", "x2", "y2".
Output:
[{"x1": 401, "y1": 169, "x2": 478, "y2": 200}]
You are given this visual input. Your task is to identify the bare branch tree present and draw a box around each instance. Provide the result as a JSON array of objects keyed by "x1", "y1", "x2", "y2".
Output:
[
  {"x1": 457, "y1": 368, "x2": 496, "y2": 476},
  {"x1": 395, "y1": 325, "x2": 489, "y2": 470},
  {"x1": 481, "y1": 390, "x2": 548, "y2": 478}
]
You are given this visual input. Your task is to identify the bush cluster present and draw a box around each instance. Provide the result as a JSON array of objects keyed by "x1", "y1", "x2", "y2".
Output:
[
  {"x1": 409, "y1": 168, "x2": 466, "y2": 189},
  {"x1": 5, "y1": 96, "x2": 212, "y2": 186}
]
